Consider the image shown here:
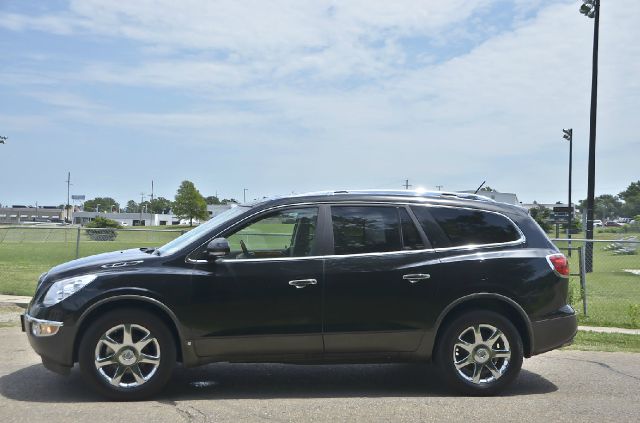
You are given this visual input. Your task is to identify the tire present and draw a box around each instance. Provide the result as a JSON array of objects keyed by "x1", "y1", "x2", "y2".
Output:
[
  {"x1": 435, "y1": 310, "x2": 523, "y2": 396},
  {"x1": 78, "y1": 308, "x2": 176, "y2": 400}
]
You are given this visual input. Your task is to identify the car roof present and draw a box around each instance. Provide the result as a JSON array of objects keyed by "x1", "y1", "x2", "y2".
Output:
[{"x1": 250, "y1": 189, "x2": 527, "y2": 215}]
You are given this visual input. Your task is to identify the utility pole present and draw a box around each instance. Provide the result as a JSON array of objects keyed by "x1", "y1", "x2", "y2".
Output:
[
  {"x1": 435, "y1": 185, "x2": 443, "y2": 191},
  {"x1": 140, "y1": 192, "x2": 146, "y2": 225},
  {"x1": 65, "y1": 172, "x2": 72, "y2": 223},
  {"x1": 151, "y1": 180, "x2": 154, "y2": 203},
  {"x1": 579, "y1": 0, "x2": 600, "y2": 272},
  {"x1": 243, "y1": 188, "x2": 248, "y2": 203},
  {"x1": 403, "y1": 179, "x2": 412, "y2": 190},
  {"x1": 563, "y1": 128, "x2": 573, "y2": 257}
]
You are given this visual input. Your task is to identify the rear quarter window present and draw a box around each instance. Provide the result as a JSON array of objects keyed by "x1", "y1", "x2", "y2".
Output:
[{"x1": 412, "y1": 206, "x2": 521, "y2": 248}]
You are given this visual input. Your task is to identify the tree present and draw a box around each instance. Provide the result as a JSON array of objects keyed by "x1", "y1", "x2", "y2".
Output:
[
  {"x1": 173, "y1": 180, "x2": 207, "y2": 226},
  {"x1": 125, "y1": 200, "x2": 139, "y2": 213},
  {"x1": 149, "y1": 197, "x2": 173, "y2": 214},
  {"x1": 205, "y1": 195, "x2": 221, "y2": 205},
  {"x1": 578, "y1": 194, "x2": 623, "y2": 220},
  {"x1": 619, "y1": 181, "x2": 640, "y2": 217},
  {"x1": 478, "y1": 186, "x2": 497, "y2": 192},
  {"x1": 529, "y1": 205, "x2": 552, "y2": 232},
  {"x1": 220, "y1": 198, "x2": 238, "y2": 205},
  {"x1": 84, "y1": 197, "x2": 119, "y2": 212}
]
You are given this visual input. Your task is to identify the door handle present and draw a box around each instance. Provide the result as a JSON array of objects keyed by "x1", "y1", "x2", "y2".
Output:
[
  {"x1": 288, "y1": 279, "x2": 318, "y2": 289},
  {"x1": 402, "y1": 274, "x2": 431, "y2": 283}
]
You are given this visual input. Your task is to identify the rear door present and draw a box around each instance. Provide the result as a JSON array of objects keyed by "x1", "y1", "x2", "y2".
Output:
[{"x1": 322, "y1": 205, "x2": 441, "y2": 353}]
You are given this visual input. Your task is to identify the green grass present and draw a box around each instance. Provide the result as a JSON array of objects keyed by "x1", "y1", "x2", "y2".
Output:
[
  {"x1": 0, "y1": 227, "x2": 182, "y2": 296},
  {"x1": 553, "y1": 238, "x2": 640, "y2": 329},
  {"x1": 565, "y1": 330, "x2": 640, "y2": 353}
]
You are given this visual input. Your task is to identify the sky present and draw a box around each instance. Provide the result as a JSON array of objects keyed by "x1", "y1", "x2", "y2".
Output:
[{"x1": 0, "y1": 0, "x2": 638, "y2": 207}]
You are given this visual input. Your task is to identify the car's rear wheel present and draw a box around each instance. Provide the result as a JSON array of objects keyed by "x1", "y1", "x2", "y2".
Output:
[
  {"x1": 435, "y1": 310, "x2": 523, "y2": 396},
  {"x1": 78, "y1": 309, "x2": 176, "y2": 400}
]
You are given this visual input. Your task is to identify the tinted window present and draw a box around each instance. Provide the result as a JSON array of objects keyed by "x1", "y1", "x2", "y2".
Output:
[
  {"x1": 399, "y1": 208, "x2": 424, "y2": 250},
  {"x1": 332, "y1": 206, "x2": 401, "y2": 255},
  {"x1": 227, "y1": 207, "x2": 318, "y2": 258},
  {"x1": 412, "y1": 206, "x2": 520, "y2": 247}
]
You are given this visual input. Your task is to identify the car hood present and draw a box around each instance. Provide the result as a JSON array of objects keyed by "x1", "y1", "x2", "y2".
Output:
[{"x1": 45, "y1": 248, "x2": 154, "y2": 279}]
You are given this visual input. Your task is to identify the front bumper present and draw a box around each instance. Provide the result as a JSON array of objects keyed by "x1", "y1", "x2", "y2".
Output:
[
  {"x1": 22, "y1": 313, "x2": 74, "y2": 375},
  {"x1": 530, "y1": 305, "x2": 578, "y2": 355}
]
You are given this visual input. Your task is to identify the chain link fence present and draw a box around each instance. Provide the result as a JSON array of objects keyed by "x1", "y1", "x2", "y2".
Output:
[
  {"x1": 0, "y1": 226, "x2": 184, "y2": 296},
  {"x1": 1, "y1": 226, "x2": 638, "y2": 328},
  {"x1": 552, "y1": 238, "x2": 640, "y2": 328}
]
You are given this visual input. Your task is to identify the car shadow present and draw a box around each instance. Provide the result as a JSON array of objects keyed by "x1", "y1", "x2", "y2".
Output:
[{"x1": 0, "y1": 362, "x2": 557, "y2": 403}]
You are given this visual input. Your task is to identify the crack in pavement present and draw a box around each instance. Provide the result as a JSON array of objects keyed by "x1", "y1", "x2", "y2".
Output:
[
  {"x1": 157, "y1": 400, "x2": 209, "y2": 422},
  {"x1": 540, "y1": 356, "x2": 640, "y2": 381}
]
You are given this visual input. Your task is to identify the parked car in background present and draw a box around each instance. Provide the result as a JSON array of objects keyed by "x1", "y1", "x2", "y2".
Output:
[
  {"x1": 22, "y1": 190, "x2": 577, "y2": 399},
  {"x1": 605, "y1": 221, "x2": 623, "y2": 227},
  {"x1": 593, "y1": 220, "x2": 603, "y2": 227}
]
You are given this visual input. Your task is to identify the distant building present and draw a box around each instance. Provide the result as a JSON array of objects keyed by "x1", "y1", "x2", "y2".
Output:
[
  {"x1": 522, "y1": 203, "x2": 576, "y2": 211},
  {"x1": 458, "y1": 190, "x2": 520, "y2": 205},
  {"x1": 0, "y1": 206, "x2": 63, "y2": 224},
  {"x1": 207, "y1": 204, "x2": 232, "y2": 218},
  {"x1": 72, "y1": 211, "x2": 176, "y2": 227}
]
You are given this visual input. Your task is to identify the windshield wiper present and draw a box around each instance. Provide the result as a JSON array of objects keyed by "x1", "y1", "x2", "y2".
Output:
[{"x1": 140, "y1": 247, "x2": 157, "y2": 254}]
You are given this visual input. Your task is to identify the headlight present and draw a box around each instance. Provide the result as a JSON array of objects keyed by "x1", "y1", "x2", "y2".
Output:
[{"x1": 42, "y1": 274, "x2": 97, "y2": 306}]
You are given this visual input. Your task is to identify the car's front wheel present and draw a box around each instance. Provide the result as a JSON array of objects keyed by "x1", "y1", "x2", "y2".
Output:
[
  {"x1": 78, "y1": 308, "x2": 176, "y2": 400},
  {"x1": 435, "y1": 310, "x2": 523, "y2": 396}
]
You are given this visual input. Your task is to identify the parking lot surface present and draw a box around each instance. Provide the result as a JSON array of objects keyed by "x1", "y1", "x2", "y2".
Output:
[{"x1": 1, "y1": 324, "x2": 639, "y2": 422}]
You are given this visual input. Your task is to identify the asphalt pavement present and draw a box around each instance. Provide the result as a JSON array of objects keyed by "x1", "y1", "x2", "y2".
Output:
[{"x1": 1, "y1": 323, "x2": 639, "y2": 422}]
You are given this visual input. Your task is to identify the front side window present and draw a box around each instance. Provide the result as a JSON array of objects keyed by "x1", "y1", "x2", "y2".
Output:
[
  {"x1": 331, "y1": 206, "x2": 401, "y2": 255},
  {"x1": 413, "y1": 206, "x2": 521, "y2": 247},
  {"x1": 226, "y1": 207, "x2": 318, "y2": 259}
]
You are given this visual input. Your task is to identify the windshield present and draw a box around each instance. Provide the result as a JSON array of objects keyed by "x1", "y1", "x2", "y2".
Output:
[{"x1": 156, "y1": 206, "x2": 250, "y2": 256}]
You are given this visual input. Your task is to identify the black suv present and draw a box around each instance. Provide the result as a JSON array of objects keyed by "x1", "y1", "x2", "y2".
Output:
[{"x1": 22, "y1": 190, "x2": 577, "y2": 399}]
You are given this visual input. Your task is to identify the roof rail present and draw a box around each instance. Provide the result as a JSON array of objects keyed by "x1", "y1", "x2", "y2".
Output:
[{"x1": 295, "y1": 189, "x2": 496, "y2": 203}]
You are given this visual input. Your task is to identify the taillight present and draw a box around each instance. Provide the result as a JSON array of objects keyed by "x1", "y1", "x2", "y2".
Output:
[{"x1": 547, "y1": 254, "x2": 569, "y2": 277}]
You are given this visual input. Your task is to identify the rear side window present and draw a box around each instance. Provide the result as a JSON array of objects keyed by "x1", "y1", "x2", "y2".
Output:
[
  {"x1": 331, "y1": 206, "x2": 401, "y2": 255},
  {"x1": 412, "y1": 206, "x2": 521, "y2": 247}
]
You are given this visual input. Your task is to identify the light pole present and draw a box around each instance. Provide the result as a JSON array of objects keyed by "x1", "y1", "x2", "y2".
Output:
[
  {"x1": 563, "y1": 128, "x2": 573, "y2": 256},
  {"x1": 243, "y1": 188, "x2": 248, "y2": 203},
  {"x1": 579, "y1": 0, "x2": 599, "y2": 272}
]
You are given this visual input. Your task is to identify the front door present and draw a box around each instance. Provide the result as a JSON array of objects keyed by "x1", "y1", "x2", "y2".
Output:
[
  {"x1": 189, "y1": 206, "x2": 325, "y2": 358},
  {"x1": 323, "y1": 205, "x2": 440, "y2": 353}
]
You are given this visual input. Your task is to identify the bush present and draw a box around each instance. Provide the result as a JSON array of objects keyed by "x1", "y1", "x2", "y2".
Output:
[
  {"x1": 561, "y1": 219, "x2": 582, "y2": 234},
  {"x1": 597, "y1": 222, "x2": 640, "y2": 234},
  {"x1": 85, "y1": 216, "x2": 122, "y2": 241}
]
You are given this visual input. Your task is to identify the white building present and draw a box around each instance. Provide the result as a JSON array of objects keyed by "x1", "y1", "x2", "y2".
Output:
[
  {"x1": 458, "y1": 190, "x2": 520, "y2": 205},
  {"x1": 72, "y1": 211, "x2": 177, "y2": 227},
  {"x1": 207, "y1": 204, "x2": 232, "y2": 218}
]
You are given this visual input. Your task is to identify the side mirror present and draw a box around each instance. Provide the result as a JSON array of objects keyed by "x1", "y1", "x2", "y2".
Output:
[{"x1": 206, "y1": 237, "x2": 230, "y2": 260}]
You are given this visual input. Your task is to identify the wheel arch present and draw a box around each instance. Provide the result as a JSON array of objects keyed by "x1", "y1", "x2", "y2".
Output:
[
  {"x1": 73, "y1": 295, "x2": 189, "y2": 364},
  {"x1": 430, "y1": 293, "x2": 534, "y2": 358}
]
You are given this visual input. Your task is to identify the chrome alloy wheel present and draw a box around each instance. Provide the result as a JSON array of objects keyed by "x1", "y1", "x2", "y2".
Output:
[
  {"x1": 452, "y1": 324, "x2": 511, "y2": 385},
  {"x1": 94, "y1": 323, "x2": 161, "y2": 388}
]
